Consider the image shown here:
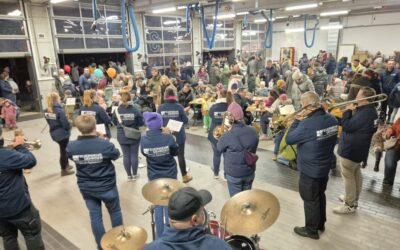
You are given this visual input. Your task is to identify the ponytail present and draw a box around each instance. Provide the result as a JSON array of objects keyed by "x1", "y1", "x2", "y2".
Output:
[
  {"x1": 47, "y1": 92, "x2": 60, "y2": 113},
  {"x1": 226, "y1": 91, "x2": 233, "y2": 105},
  {"x1": 83, "y1": 89, "x2": 95, "y2": 107}
]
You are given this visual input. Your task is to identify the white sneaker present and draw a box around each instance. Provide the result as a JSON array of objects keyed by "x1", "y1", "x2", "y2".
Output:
[
  {"x1": 333, "y1": 204, "x2": 356, "y2": 214},
  {"x1": 186, "y1": 167, "x2": 190, "y2": 172},
  {"x1": 127, "y1": 176, "x2": 133, "y2": 182},
  {"x1": 139, "y1": 163, "x2": 146, "y2": 168},
  {"x1": 338, "y1": 195, "x2": 358, "y2": 208},
  {"x1": 214, "y1": 175, "x2": 220, "y2": 179},
  {"x1": 132, "y1": 174, "x2": 139, "y2": 180}
]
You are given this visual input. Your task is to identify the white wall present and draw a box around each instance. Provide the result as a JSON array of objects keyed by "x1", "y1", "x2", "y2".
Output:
[{"x1": 341, "y1": 12, "x2": 400, "y2": 56}]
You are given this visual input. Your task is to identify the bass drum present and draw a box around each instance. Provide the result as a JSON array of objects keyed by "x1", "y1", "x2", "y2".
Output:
[{"x1": 225, "y1": 235, "x2": 257, "y2": 250}]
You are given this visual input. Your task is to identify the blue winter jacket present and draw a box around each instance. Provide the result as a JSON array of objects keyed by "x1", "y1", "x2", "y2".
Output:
[
  {"x1": 112, "y1": 104, "x2": 144, "y2": 145},
  {"x1": 0, "y1": 145, "x2": 37, "y2": 218},
  {"x1": 144, "y1": 226, "x2": 231, "y2": 250},
  {"x1": 66, "y1": 136, "x2": 120, "y2": 192},
  {"x1": 78, "y1": 74, "x2": 93, "y2": 93},
  {"x1": 208, "y1": 101, "x2": 228, "y2": 145},
  {"x1": 338, "y1": 104, "x2": 378, "y2": 163},
  {"x1": 140, "y1": 130, "x2": 179, "y2": 181},
  {"x1": 286, "y1": 108, "x2": 338, "y2": 179},
  {"x1": 158, "y1": 100, "x2": 188, "y2": 145},
  {"x1": 79, "y1": 103, "x2": 112, "y2": 138},
  {"x1": 44, "y1": 103, "x2": 70, "y2": 142},
  {"x1": 325, "y1": 57, "x2": 337, "y2": 75},
  {"x1": 0, "y1": 80, "x2": 16, "y2": 103},
  {"x1": 217, "y1": 122, "x2": 259, "y2": 178},
  {"x1": 381, "y1": 69, "x2": 400, "y2": 95}
]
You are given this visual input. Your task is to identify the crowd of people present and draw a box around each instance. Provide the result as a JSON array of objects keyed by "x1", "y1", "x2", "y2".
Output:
[{"x1": 1, "y1": 48, "x2": 400, "y2": 249}]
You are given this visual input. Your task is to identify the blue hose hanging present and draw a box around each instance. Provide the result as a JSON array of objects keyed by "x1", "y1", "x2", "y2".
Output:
[
  {"x1": 263, "y1": 9, "x2": 273, "y2": 49},
  {"x1": 200, "y1": 0, "x2": 220, "y2": 49},
  {"x1": 92, "y1": 0, "x2": 98, "y2": 20},
  {"x1": 304, "y1": 14, "x2": 319, "y2": 48},
  {"x1": 121, "y1": 0, "x2": 140, "y2": 52},
  {"x1": 185, "y1": 4, "x2": 191, "y2": 34}
]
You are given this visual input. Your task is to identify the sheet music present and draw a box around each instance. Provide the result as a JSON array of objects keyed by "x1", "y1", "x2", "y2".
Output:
[
  {"x1": 66, "y1": 98, "x2": 76, "y2": 106},
  {"x1": 96, "y1": 124, "x2": 106, "y2": 135},
  {"x1": 167, "y1": 119, "x2": 183, "y2": 132}
]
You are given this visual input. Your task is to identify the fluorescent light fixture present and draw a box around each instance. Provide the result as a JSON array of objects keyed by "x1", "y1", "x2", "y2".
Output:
[
  {"x1": 276, "y1": 16, "x2": 288, "y2": 19},
  {"x1": 106, "y1": 15, "x2": 118, "y2": 20},
  {"x1": 285, "y1": 3, "x2": 318, "y2": 11},
  {"x1": 163, "y1": 20, "x2": 181, "y2": 25},
  {"x1": 320, "y1": 10, "x2": 349, "y2": 16},
  {"x1": 293, "y1": 15, "x2": 301, "y2": 18},
  {"x1": 7, "y1": 9, "x2": 21, "y2": 16},
  {"x1": 152, "y1": 7, "x2": 176, "y2": 14},
  {"x1": 285, "y1": 28, "x2": 305, "y2": 33},
  {"x1": 242, "y1": 31, "x2": 258, "y2": 36},
  {"x1": 254, "y1": 18, "x2": 275, "y2": 23},
  {"x1": 51, "y1": 0, "x2": 68, "y2": 3},
  {"x1": 177, "y1": 6, "x2": 187, "y2": 10},
  {"x1": 237, "y1": 11, "x2": 249, "y2": 15},
  {"x1": 214, "y1": 13, "x2": 236, "y2": 19},
  {"x1": 320, "y1": 24, "x2": 343, "y2": 30},
  {"x1": 207, "y1": 23, "x2": 223, "y2": 28},
  {"x1": 342, "y1": 0, "x2": 351, "y2": 2}
]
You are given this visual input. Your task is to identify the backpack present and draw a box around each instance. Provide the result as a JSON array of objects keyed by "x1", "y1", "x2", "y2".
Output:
[{"x1": 62, "y1": 80, "x2": 77, "y2": 97}]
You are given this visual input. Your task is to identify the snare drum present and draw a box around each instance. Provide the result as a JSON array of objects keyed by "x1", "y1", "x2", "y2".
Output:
[
  {"x1": 224, "y1": 235, "x2": 257, "y2": 250},
  {"x1": 208, "y1": 220, "x2": 229, "y2": 238}
]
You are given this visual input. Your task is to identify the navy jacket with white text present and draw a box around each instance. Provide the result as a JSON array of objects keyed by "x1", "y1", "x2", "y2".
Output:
[
  {"x1": 79, "y1": 103, "x2": 112, "y2": 138},
  {"x1": 208, "y1": 100, "x2": 228, "y2": 145},
  {"x1": 286, "y1": 108, "x2": 338, "y2": 178},
  {"x1": 44, "y1": 103, "x2": 70, "y2": 142},
  {"x1": 158, "y1": 100, "x2": 188, "y2": 145},
  {"x1": 112, "y1": 104, "x2": 144, "y2": 145}
]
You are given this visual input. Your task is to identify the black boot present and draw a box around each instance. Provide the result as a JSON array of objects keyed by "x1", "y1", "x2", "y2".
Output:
[
  {"x1": 294, "y1": 227, "x2": 319, "y2": 240},
  {"x1": 374, "y1": 151, "x2": 382, "y2": 172}
]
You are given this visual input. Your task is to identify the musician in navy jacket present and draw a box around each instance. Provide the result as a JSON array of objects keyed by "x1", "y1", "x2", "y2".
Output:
[
  {"x1": 158, "y1": 87, "x2": 192, "y2": 183},
  {"x1": 208, "y1": 89, "x2": 228, "y2": 178},
  {"x1": 44, "y1": 92, "x2": 74, "y2": 176},
  {"x1": 0, "y1": 127, "x2": 45, "y2": 250},
  {"x1": 112, "y1": 92, "x2": 144, "y2": 181},
  {"x1": 79, "y1": 89, "x2": 112, "y2": 138},
  {"x1": 217, "y1": 102, "x2": 259, "y2": 197},
  {"x1": 286, "y1": 92, "x2": 338, "y2": 240},
  {"x1": 140, "y1": 112, "x2": 179, "y2": 239},
  {"x1": 66, "y1": 115, "x2": 122, "y2": 249},
  {"x1": 334, "y1": 87, "x2": 378, "y2": 214}
]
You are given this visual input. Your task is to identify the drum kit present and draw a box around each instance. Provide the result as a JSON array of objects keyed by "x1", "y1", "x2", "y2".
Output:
[{"x1": 101, "y1": 179, "x2": 280, "y2": 250}]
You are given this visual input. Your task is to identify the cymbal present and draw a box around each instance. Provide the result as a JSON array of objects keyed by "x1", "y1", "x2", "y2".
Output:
[
  {"x1": 221, "y1": 189, "x2": 280, "y2": 235},
  {"x1": 142, "y1": 178, "x2": 184, "y2": 206},
  {"x1": 101, "y1": 225, "x2": 147, "y2": 250}
]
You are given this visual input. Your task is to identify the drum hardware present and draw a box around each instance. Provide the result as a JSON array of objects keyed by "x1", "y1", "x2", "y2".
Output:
[
  {"x1": 5, "y1": 138, "x2": 42, "y2": 150},
  {"x1": 142, "y1": 205, "x2": 156, "y2": 241},
  {"x1": 100, "y1": 225, "x2": 147, "y2": 250}
]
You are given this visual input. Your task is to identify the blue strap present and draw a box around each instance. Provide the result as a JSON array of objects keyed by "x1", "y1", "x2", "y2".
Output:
[
  {"x1": 200, "y1": 0, "x2": 220, "y2": 49},
  {"x1": 304, "y1": 14, "x2": 319, "y2": 48},
  {"x1": 121, "y1": 0, "x2": 140, "y2": 52},
  {"x1": 264, "y1": 9, "x2": 273, "y2": 49}
]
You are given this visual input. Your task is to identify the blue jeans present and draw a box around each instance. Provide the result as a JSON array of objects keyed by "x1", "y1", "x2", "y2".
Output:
[
  {"x1": 277, "y1": 155, "x2": 290, "y2": 166},
  {"x1": 81, "y1": 186, "x2": 123, "y2": 249},
  {"x1": 274, "y1": 130, "x2": 284, "y2": 155},
  {"x1": 120, "y1": 143, "x2": 140, "y2": 176},
  {"x1": 211, "y1": 143, "x2": 222, "y2": 176},
  {"x1": 155, "y1": 206, "x2": 169, "y2": 239},
  {"x1": 226, "y1": 173, "x2": 255, "y2": 197},
  {"x1": 384, "y1": 148, "x2": 400, "y2": 184},
  {"x1": 260, "y1": 112, "x2": 271, "y2": 135}
]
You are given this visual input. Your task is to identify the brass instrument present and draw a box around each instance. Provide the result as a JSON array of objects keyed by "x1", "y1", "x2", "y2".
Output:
[
  {"x1": 213, "y1": 111, "x2": 235, "y2": 140},
  {"x1": 326, "y1": 93, "x2": 388, "y2": 111},
  {"x1": 272, "y1": 104, "x2": 312, "y2": 130},
  {"x1": 5, "y1": 138, "x2": 42, "y2": 150}
]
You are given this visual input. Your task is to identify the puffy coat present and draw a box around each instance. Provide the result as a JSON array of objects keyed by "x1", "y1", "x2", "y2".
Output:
[
  {"x1": 209, "y1": 64, "x2": 221, "y2": 85},
  {"x1": 312, "y1": 67, "x2": 329, "y2": 97},
  {"x1": 290, "y1": 75, "x2": 315, "y2": 109}
]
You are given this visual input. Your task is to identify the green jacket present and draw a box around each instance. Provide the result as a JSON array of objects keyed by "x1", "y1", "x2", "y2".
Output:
[{"x1": 279, "y1": 130, "x2": 297, "y2": 161}]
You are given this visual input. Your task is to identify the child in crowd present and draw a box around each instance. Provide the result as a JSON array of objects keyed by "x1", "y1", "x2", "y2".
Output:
[
  {"x1": 255, "y1": 81, "x2": 269, "y2": 97},
  {"x1": 201, "y1": 88, "x2": 215, "y2": 131},
  {"x1": 1, "y1": 99, "x2": 17, "y2": 130},
  {"x1": 370, "y1": 122, "x2": 391, "y2": 172},
  {"x1": 63, "y1": 89, "x2": 75, "y2": 123}
]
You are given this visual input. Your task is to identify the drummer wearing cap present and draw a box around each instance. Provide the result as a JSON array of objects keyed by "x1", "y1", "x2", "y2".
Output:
[{"x1": 143, "y1": 187, "x2": 231, "y2": 250}]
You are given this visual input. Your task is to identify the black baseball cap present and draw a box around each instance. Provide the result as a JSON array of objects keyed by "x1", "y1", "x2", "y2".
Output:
[{"x1": 168, "y1": 187, "x2": 212, "y2": 220}]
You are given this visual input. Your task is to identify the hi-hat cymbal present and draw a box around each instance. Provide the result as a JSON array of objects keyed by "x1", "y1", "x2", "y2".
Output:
[
  {"x1": 101, "y1": 225, "x2": 147, "y2": 250},
  {"x1": 221, "y1": 189, "x2": 280, "y2": 235},
  {"x1": 142, "y1": 178, "x2": 184, "y2": 206}
]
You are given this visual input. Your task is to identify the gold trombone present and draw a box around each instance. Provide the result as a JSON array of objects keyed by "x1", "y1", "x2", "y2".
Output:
[
  {"x1": 326, "y1": 93, "x2": 388, "y2": 110},
  {"x1": 213, "y1": 112, "x2": 235, "y2": 140}
]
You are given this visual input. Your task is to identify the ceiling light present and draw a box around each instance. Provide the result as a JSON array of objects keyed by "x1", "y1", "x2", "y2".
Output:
[
  {"x1": 285, "y1": 3, "x2": 318, "y2": 11},
  {"x1": 7, "y1": 9, "x2": 21, "y2": 16},
  {"x1": 163, "y1": 20, "x2": 181, "y2": 25},
  {"x1": 320, "y1": 10, "x2": 349, "y2": 16},
  {"x1": 285, "y1": 28, "x2": 305, "y2": 33},
  {"x1": 320, "y1": 24, "x2": 343, "y2": 30},
  {"x1": 237, "y1": 11, "x2": 249, "y2": 15},
  {"x1": 276, "y1": 16, "x2": 288, "y2": 19},
  {"x1": 342, "y1": 0, "x2": 351, "y2": 2},
  {"x1": 177, "y1": 6, "x2": 187, "y2": 10},
  {"x1": 214, "y1": 13, "x2": 236, "y2": 19},
  {"x1": 254, "y1": 18, "x2": 275, "y2": 23},
  {"x1": 51, "y1": 0, "x2": 68, "y2": 3},
  {"x1": 106, "y1": 15, "x2": 118, "y2": 20},
  {"x1": 293, "y1": 15, "x2": 301, "y2": 18},
  {"x1": 152, "y1": 7, "x2": 176, "y2": 14},
  {"x1": 243, "y1": 31, "x2": 258, "y2": 36},
  {"x1": 374, "y1": 6, "x2": 383, "y2": 9}
]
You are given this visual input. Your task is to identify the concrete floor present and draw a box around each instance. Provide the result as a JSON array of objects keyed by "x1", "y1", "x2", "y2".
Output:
[{"x1": 1, "y1": 118, "x2": 400, "y2": 250}]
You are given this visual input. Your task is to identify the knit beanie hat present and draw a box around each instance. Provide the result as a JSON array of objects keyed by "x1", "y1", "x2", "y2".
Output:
[
  {"x1": 277, "y1": 79, "x2": 285, "y2": 89},
  {"x1": 292, "y1": 70, "x2": 303, "y2": 81},
  {"x1": 279, "y1": 94, "x2": 288, "y2": 101},
  {"x1": 227, "y1": 102, "x2": 244, "y2": 121},
  {"x1": 143, "y1": 112, "x2": 163, "y2": 130}
]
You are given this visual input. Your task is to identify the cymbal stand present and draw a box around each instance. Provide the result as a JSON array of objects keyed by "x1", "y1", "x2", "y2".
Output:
[
  {"x1": 143, "y1": 205, "x2": 156, "y2": 241},
  {"x1": 251, "y1": 234, "x2": 261, "y2": 250}
]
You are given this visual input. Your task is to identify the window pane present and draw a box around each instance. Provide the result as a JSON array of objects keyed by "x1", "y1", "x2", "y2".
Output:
[
  {"x1": 148, "y1": 56, "x2": 164, "y2": 67},
  {"x1": 178, "y1": 43, "x2": 191, "y2": 53},
  {"x1": 109, "y1": 38, "x2": 124, "y2": 48},
  {"x1": 0, "y1": 2, "x2": 21, "y2": 16},
  {"x1": 242, "y1": 41, "x2": 251, "y2": 51},
  {"x1": 53, "y1": 5, "x2": 80, "y2": 17},
  {"x1": 215, "y1": 41, "x2": 224, "y2": 48},
  {"x1": 58, "y1": 37, "x2": 84, "y2": 49},
  {"x1": 145, "y1": 16, "x2": 161, "y2": 27},
  {"x1": 225, "y1": 40, "x2": 234, "y2": 47},
  {"x1": 0, "y1": 20, "x2": 25, "y2": 35},
  {"x1": 177, "y1": 31, "x2": 191, "y2": 41},
  {"x1": 146, "y1": 30, "x2": 162, "y2": 41},
  {"x1": 163, "y1": 43, "x2": 178, "y2": 54},
  {"x1": 164, "y1": 56, "x2": 176, "y2": 67},
  {"x1": 85, "y1": 37, "x2": 108, "y2": 48},
  {"x1": 105, "y1": 10, "x2": 121, "y2": 21},
  {"x1": 0, "y1": 39, "x2": 27, "y2": 52},
  {"x1": 162, "y1": 16, "x2": 177, "y2": 27},
  {"x1": 147, "y1": 43, "x2": 163, "y2": 54},
  {"x1": 107, "y1": 22, "x2": 123, "y2": 35},
  {"x1": 225, "y1": 21, "x2": 234, "y2": 29},
  {"x1": 163, "y1": 30, "x2": 177, "y2": 41},
  {"x1": 81, "y1": 7, "x2": 105, "y2": 19},
  {"x1": 83, "y1": 21, "x2": 107, "y2": 35},
  {"x1": 178, "y1": 55, "x2": 192, "y2": 65},
  {"x1": 55, "y1": 19, "x2": 83, "y2": 35}
]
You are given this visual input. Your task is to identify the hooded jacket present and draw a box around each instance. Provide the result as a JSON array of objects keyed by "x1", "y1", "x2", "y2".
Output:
[
  {"x1": 312, "y1": 67, "x2": 329, "y2": 97},
  {"x1": 286, "y1": 108, "x2": 338, "y2": 179},
  {"x1": 299, "y1": 57, "x2": 309, "y2": 73},
  {"x1": 143, "y1": 226, "x2": 231, "y2": 250},
  {"x1": 217, "y1": 122, "x2": 259, "y2": 178},
  {"x1": 140, "y1": 129, "x2": 179, "y2": 181},
  {"x1": 112, "y1": 104, "x2": 144, "y2": 145},
  {"x1": 290, "y1": 75, "x2": 315, "y2": 109},
  {"x1": 0, "y1": 145, "x2": 37, "y2": 218},
  {"x1": 44, "y1": 103, "x2": 71, "y2": 142},
  {"x1": 178, "y1": 89, "x2": 194, "y2": 108},
  {"x1": 158, "y1": 100, "x2": 189, "y2": 145},
  {"x1": 338, "y1": 104, "x2": 378, "y2": 163},
  {"x1": 66, "y1": 136, "x2": 120, "y2": 192}
]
